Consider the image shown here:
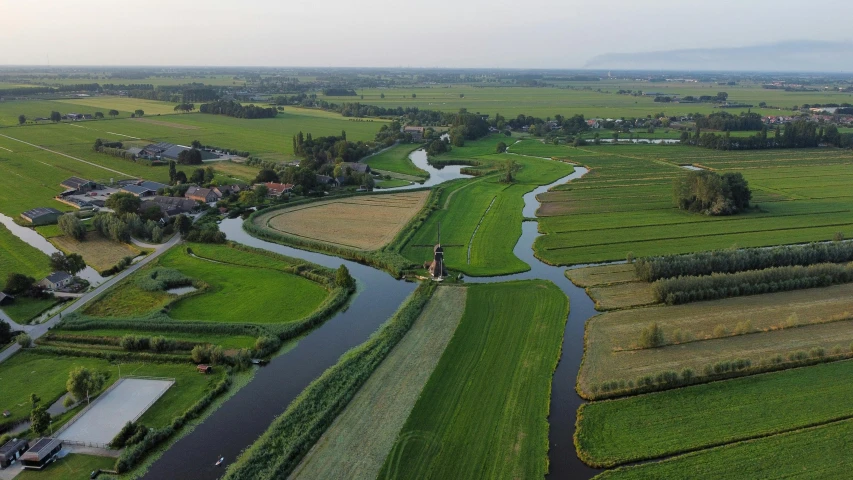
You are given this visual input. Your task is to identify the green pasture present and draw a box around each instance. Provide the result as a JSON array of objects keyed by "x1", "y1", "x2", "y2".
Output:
[
  {"x1": 0, "y1": 223, "x2": 50, "y2": 291},
  {"x1": 17, "y1": 454, "x2": 116, "y2": 480},
  {"x1": 577, "y1": 360, "x2": 853, "y2": 467},
  {"x1": 2, "y1": 297, "x2": 57, "y2": 324},
  {"x1": 401, "y1": 136, "x2": 573, "y2": 276},
  {"x1": 380, "y1": 280, "x2": 569, "y2": 480},
  {"x1": 533, "y1": 144, "x2": 853, "y2": 265},
  {"x1": 363, "y1": 144, "x2": 427, "y2": 178},
  {"x1": 596, "y1": 417, "x2": 853, "y2": 480},
  {"x1": 0, "y1": 97, "x2": 179, "y2": 127}
]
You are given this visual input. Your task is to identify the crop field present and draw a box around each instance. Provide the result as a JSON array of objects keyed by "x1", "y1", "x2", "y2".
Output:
[
  {"x1": 363, "y1": 144, "x2": 428, "y2": 178},
  {"x1": 0, "y1": 223, "x2": 49, "y2": 290},
  {"x1": 51, "y1": 231, "x2": 142, "y2": 272},
  {"x1": 379, "y1": 281, "x2": 568, "y2": 480},
  {"x1": 86, "y1": 243, "x2": 330, "y2": 323},
  {"x1": 401, "y1": 136, "x2": 574, "y2": 276},
  {"x1": 595, "y1": 417, "x2": 853, "y2": 480},
  {"x1": 566, "y1": 263, "x2": 637, "y2": 287},
  {"x1": 576, "y1": 359, "x2": 853, "y2": 468},
  {"x1": 533, "y1": 144, "x2": 853, "y2": 265},
  {"x1": 258, "y1": 191, "x2": 429, "y2": 250},
  {"x1": 578, "y1": 283, "x2": 853, "y2": 398},
  {"x1": 292, "y1": 287, "x2": 467, "y2": 480},
  {"x1": 566, "y1": 264, "x2": 655, "y2": 310}
]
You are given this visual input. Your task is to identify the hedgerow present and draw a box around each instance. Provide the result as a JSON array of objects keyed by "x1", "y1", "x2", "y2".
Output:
[{"x1": 222, "y1": 283, "x2": 436, "y2": 480}]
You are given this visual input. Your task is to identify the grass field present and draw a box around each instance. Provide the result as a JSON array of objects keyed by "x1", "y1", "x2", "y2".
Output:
[
  {"x1": 0, "y1": 223, "x2": 49, "y2": 291},
  {"x1": 258, "y1": 191, "x2": 429, "y2": 250},
  {"x1": 532, "y1": 143, "x2": 853, "y2": 266},
  {"x1": 400, "y1": 136, "x2": 574, "y2": 276},
  {"x1": 50, "y1": 327, "x2": 257, "y2": 350},
  {"x1": 292, "y1": 287, "x2": 467, "y2": 480},
  {"x1": 379, "y1": 280, "x2": 568, "y2": 480},
  {"x1": 578, "y1": 283, "x2": 853, "y2": 398},
  {"x1": 0, "y1": 97, "x2": 178, "y2": 127},
  {"x1": 595, "y1": 417, "x2": 853, "y2": 480},
  {"x1": 85, "y1": 243, "x2": 330, "y2": 324},
  {"x1": 363, "y1": 144, "x2": 428, "y2": 178},
  {"x1": 16, "y1": 453, "x2": 116, "y2": 480},
  {"x1": 51, "y1": 231, "x2": 142, "y2": 272},
  {"x1": 576, "y1": 360, "x2": 853, "y2": 467},
  {"x1": 566, "y1": 264, "x2": 638, "y2": 287},
  {"x1": 2, "y1": 297, "x2": 57, "y2": 324},
  {"x1": 566, "y1": 264, "x2": 656, "y2": 310}
]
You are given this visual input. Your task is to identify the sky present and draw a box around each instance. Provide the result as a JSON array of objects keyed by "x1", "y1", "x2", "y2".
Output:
[{"x1": 1, "y1": 0, "x2": 851, "y2": 69}]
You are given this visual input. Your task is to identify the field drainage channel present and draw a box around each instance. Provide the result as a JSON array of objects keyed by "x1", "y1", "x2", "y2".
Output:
[{"x1": 143, "y1": 166, "x2": 599, "y2": 480}]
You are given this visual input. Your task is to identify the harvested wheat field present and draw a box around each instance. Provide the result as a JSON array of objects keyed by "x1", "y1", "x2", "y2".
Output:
[
  {"x1": 51, "y1": 231, "x2": 142, "y2": 272},
  {"x1": 259, "y1": 191, "x2": 429, "y2": 250}
]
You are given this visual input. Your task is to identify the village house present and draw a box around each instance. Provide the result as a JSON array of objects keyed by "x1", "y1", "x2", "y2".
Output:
[
  {"x1": 20, "y1": 207, "x2": 63, "y2": 226},
  {"x1": 260, "y1": 182, "x2": 294, "y2": 198},
  {"x1": 339, "y1": 162, "x2": 371, "y2": 175},
  {"x1": 403, "y1": 125, "x2": 425, "y2": 141},
  {"x1": 315, "y1": 175, "x2": 339, "y2": 187},
  {"x1": 185, "y1": 186, "x2": 220, "y2": 203},
  {"x1": 39, "y1": 272, "x2": 73, "y2": 291},
  {"x1": 0, "y1": 438, "x2": 29, "y2": 468},
  {"x1": 140, "y1": 196, "x2": 199, "y2": 218},
  {"x1": 213, "y1": 184, "x2": 248, "y2": 197},
  {"x1": 586, "y1": 119, "x2": 601, "y2": 129},
  {"x1": 60, "y1": 176, "x2": 98, "y2": 193}
]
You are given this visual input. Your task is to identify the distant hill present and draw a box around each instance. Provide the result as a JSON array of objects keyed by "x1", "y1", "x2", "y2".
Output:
[{"x1": 584, "y1": 41, "x2": 853, "y2": 72}]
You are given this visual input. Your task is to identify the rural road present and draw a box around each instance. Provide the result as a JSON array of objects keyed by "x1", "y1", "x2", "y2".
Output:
[{"x1": 0, "y1": 233, "x2": 182, "y2": 364}]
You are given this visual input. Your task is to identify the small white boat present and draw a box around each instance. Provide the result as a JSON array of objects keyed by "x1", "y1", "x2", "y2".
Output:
[{"x1": 215, "y1": 456, "x2": 225, "y2": 466}]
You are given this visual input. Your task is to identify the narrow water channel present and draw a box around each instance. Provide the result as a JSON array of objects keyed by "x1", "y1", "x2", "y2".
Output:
[
  {"x1": 143, "y1": 162, "x2": 600, "y2": 480},
  {"x1": 386, "y1": 149, "x2": 473, "y2": 190}
]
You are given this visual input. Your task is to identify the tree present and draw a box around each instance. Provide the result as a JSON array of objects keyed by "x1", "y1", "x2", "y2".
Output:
[
  {"x1": 94, "y1": 111, "x2": 104, "y2": 119},
  {"x1": 255, "y1": 169, "x2": 279, "y2": 183},
  {"x1": 106, "y1": 192, "x2": 142, "y2": 216},
  {"x1": 174, "y1": 215, "x2": 191, "y2": 236},
  {"x1": 496, "y1": 141, "x2": 507, "y2": 153},
  {"x1": 30, "y1": 405, "x2": 50, "y2": 436},
  {"x1": 639, "y1": 323, "x2": 665, "y2": 348},
  {"x1": 177, "y1": 148, "x2": 203, "y2": 165},
  {"x1": 254, "y1": 185, "x2": 268, "y2": 200},
  {"x1": 16, "y1": 333, "x2": 31, "y2": 348},
  {"x1": 18, "y1": 114, "x2": 26, "y2": 125},
  {"x1": 0, "y1": 320, "x2": 11, "y2": 345},
  {"x1": 169, "y1": 161, "x2": 177, "y2": 184},
  {"x1": 204, "y1": 166, "x2": 215, "y2": 184},
  {"x1": 411, "y1": 93, "x2": 416, "y2": 98},
  {"x1": 67, "y1": 366, "x2": 104, "y2": 404},
  {"x1": 190, "y1": 168, "x2": 205, "y2": 184},
  {"x1": 50, "y1": 252, "x2": 86, "y2": 275},
  {"x1": 175, "y1": 171, "x2": 187, "y2": 184},
  {"x1": 58, "y1": 214, "x2": 86, "y2": 241},
  {"x1": 191, "y1": 140, "x2": 202, "y2": 149},
  {"x1": 4, "y1": 273, "x2": 35, "y2": 295},
  {"x1": 134, "y1": 109, "x2": 144, "y2": 117},
  {"x1": 502, "y1": 159, "x2": 516, "y2": 184},
  {"x1": 335, "y1": 265, "x2": 355, "y2": 290},
  {"x1": 50, "y1": 111, "x2": 62, "y2": 123},
  {"x1": 380, "y1": 93, "x2": 385, "y2": 99},
  {"x1": 108, "y1": 109, "x2": 119, "y2": 118}
]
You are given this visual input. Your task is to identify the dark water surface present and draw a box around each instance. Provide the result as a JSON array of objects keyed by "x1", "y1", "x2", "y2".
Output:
[{"x1": 144, "y1": 165, "x2": 600, "y2": 480}]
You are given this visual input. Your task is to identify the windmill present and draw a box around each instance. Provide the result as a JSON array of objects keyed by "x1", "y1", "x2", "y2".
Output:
[{"x1": 411, "y1": 223, "x2": 463, "y2": 280}]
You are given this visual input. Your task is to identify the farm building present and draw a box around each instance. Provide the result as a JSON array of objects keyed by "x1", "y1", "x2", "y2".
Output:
[
  {"x1": 20, "y1": 438, "x2": 62, "y2": 470},
  {"x1": 213, "y1": 184, "x2": 248, "y2": 197},
  {"x1": 185, "y1": 186, "x2": 220, "y2": 203},
  {"x1": 0, "y1": 438, "x2": 29, "y2": 468},
  {"x1": 120, "y1": 180, "x2": 168, "y2": 198},
  {"x1": 260, "y1": 182, "x2": 294, "y2": 198},
  {"x1": 140, "y1": 196, "x2": 199, "y2": 218},
  {"x1": 197, "y1": 364, "x2": 213, "y2": 374},
  {"x1": 0, "y1": 293, "x2": 14, "y2": 306},
  {"x1": 20, "y1": 207, "x2": 63, "y2": 226},
  {"x1": 403, "y1": 125, "x2": 425, "y2": 141},
  {"x1": 139, "y1": 142, "x2": 218, "y2": 161},
  {"x1": 60, "y1": 176, "x2": 98, "y2": 193},
  {"x1": 340, "y1": 162, "x2": 371, "y2": 174},
  {"x1": 315, "y1": 175, "x2": 339, "y2": 187},
  {"x1": 39, "y1": 271, "x2": 73, "y2": 290},
  {"x1": 66, "y1": 113, "x2": 83, "y2": 121}
]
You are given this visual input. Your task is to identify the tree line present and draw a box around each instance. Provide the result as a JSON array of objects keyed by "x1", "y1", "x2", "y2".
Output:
[
  {"x1": 683, "y1": 119, "x2": 853, "y2": 150},
  {"x1": 198, "y1": 100, "x2": 278, "y2": 119},
  {"x1": 635, "y1": 241, "x2": 853, "y2": 281}
]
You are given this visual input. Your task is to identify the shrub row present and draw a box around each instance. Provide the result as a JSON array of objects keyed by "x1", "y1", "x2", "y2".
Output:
[
  {"x1": 222, "y1": 283, "x2": 436, "y2": 480},
  {"x1": 57, "y1": 312, "x2": 270, "y2": 338},
  {"x1": 100, "y1": 255, "x2": 137, "y2": 276},
  {"x1": 635, "y1": 241, "x2": 853, "y2": 281},
  {"x1": 115, "y1": 375, "x2": 232, "y2": 473},
  {"x1": 109, "y1": 421, "x2": 147, "y2": 449},
  {"x1": 653, "y1": 263, "x2": 853, "y2": 305},
  {"x1": 27, "y1": 345, "x2": 191, "y2": 364}
]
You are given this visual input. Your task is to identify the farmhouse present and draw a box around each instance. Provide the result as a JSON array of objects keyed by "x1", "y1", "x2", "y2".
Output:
[
  {"x1": 20, "y1": 207, "x2": 63, "y2": 226},
  {"x1": 20, "y1": 438, "x2": 62, "y2": 470},
  {"x1": 140, "y1": 196, "x2": 199, "y2": 218},
  {"x1": 260, "y1": 182, "x2": 294, "y2": 198},
  {"x1": 403, "y1": 125, "x2": 425, "y2": 141},
  {"x1": 340, "y1": 162, "x2": 371, "y2": 174},
  {"x1": 0, "y1": 438, "x2": 29, "y2": 468},
  {"x1": 315, "y1": 175, "x2": 339, "y2": 187},
  {"x1": 60, "y1": 176, "x2": 98, "y2": 193},
  {"x1": 39, "y1": 271, "x2": 73, "y2": 290},
  {"x1": 185, "y1": 186, "x2": 220, "y2": 203},
  {"x1": 213, "y1": 184, "x2": 248, "y2": 197},
  {"x1": 66, "y1": 113, "x2": 84, "y2": 121}
]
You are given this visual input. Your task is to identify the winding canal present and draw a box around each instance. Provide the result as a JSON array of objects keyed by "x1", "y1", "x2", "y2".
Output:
[{"x1": 143, "y1": 155, "x2": 600, "y2": 479}]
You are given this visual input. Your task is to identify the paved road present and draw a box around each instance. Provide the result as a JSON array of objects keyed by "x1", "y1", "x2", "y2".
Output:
[{"x1": 0, "y1": 233, "x2": 182, "y2": 364}]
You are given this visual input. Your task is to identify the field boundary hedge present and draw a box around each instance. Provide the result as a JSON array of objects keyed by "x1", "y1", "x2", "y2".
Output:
[{"x1": 222, "y1": 283, "x2": 437, "y2": 480}]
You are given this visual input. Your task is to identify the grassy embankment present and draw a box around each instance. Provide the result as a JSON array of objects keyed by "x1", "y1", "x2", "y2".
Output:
[
  {"x1": 379, "y1": 280, "x2": 569, "y2": 480},
  {"x1": 532, "y1": 143, "x2": 853, "y2": 266},
  {"x1": 292, "y1": 287, "x2": 468, "y2": 480},
  {"x1": 576, "y1": 359, "x2": 853, "y2": 468},
  {"x1": 400, "y1": 135, "x2": 574, "y2": 276},
  {"x1": 363, "y1": 143, "x2": 428, "y2": 179}
]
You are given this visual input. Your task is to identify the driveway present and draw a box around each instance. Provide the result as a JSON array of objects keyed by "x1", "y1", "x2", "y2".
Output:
[{"x1": 0, "y1": 233, "x2": 182, "y2": 364}]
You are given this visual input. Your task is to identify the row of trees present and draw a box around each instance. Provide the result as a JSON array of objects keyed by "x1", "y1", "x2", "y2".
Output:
[
  {"x1": 634, "y1": 241, "x2": 853, "y2": 281},
  {"x1": 198, "y1": 100, "x2": 277, "y2": 119},
  {"x1": 693, "y1": 111, "x2": 765, "y2": 131},
  {"x1": 673, "y1": 170, "x2": 751, "y2": 216},
  {"x1": 684, "y1": 120, "x2": 851, "y2": 150}
]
